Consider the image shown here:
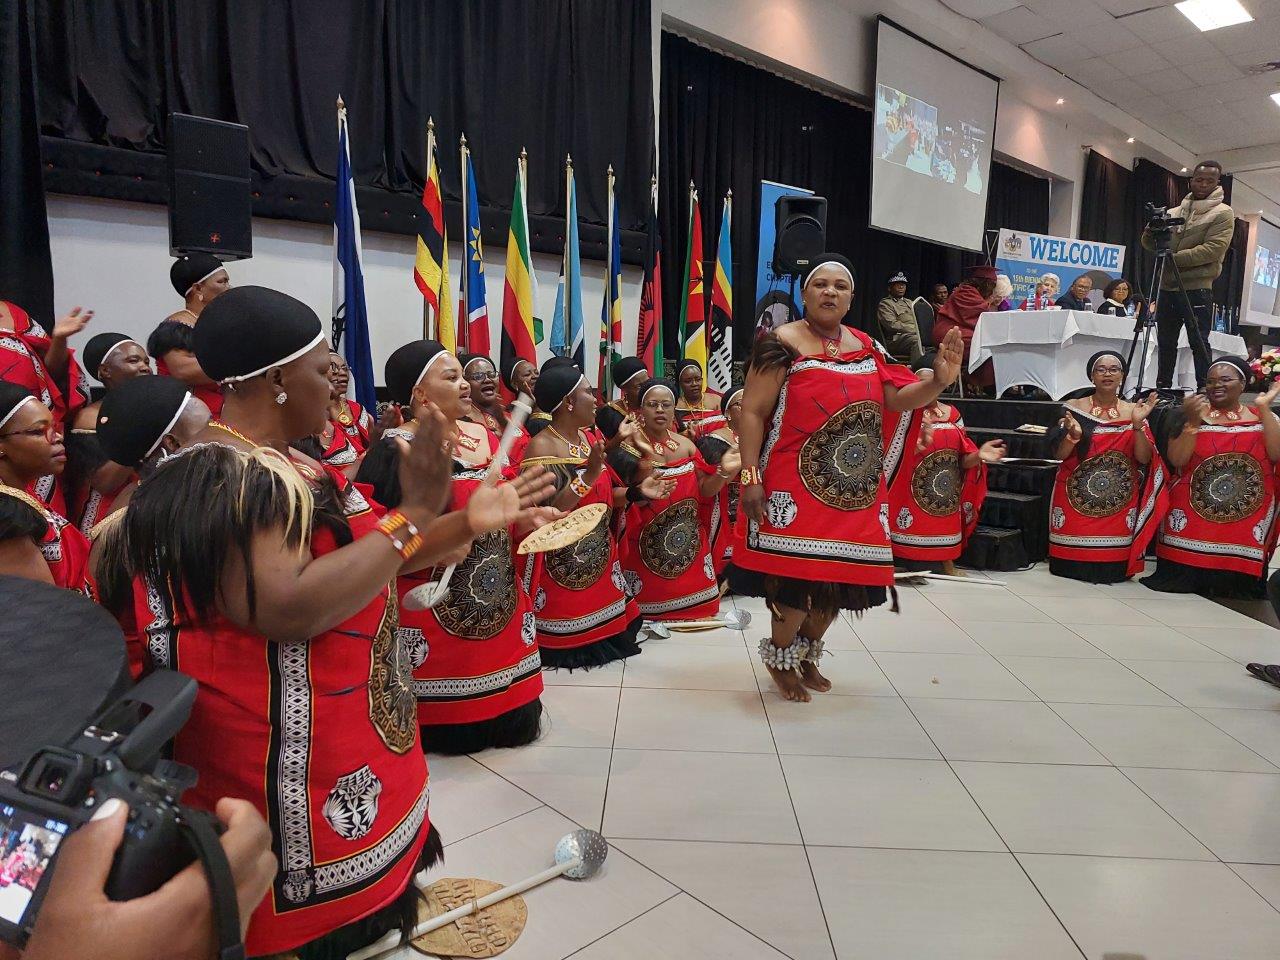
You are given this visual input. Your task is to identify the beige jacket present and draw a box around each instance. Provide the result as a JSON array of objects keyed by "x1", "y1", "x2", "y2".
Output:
[{"x1": 1141, "y1": 186, "x2": 1234, "y2": 291}]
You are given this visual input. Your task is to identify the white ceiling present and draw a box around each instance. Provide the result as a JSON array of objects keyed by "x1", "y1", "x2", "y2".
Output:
[{"x1": 942, "y1": 0, "x2": 1280, "y2": 206}]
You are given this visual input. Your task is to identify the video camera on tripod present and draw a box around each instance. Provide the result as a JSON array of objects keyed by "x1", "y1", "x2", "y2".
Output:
[{"x1": 1143, "y1": 202, "x2": 1185, "y2": 249}]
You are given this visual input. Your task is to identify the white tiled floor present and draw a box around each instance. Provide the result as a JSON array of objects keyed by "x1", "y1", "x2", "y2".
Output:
[{"x1": 402, "y1": 564, "x2": 1280, "y2": 959}]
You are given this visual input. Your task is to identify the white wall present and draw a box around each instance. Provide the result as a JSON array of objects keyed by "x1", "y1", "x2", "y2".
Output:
[{"x1": 48, "y1": 194, "x2": 642, "y2": 386}]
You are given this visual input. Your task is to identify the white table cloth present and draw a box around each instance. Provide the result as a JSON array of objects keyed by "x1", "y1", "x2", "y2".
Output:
[{"x1": 968, "y1": 309, "x2": 1247, "y2": 399}]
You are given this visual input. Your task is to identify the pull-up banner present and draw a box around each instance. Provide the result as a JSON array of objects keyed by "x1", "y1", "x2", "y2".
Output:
[{"x1": 995, "y1": 228, "x2": 1126, "y2": 306}]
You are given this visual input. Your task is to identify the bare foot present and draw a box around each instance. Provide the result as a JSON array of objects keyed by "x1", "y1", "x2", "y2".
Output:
[
  {"x1": 799, "y1": 660, "x2": 832, "y2": 693},
  {"x1": 767, "y1": 666, "x2": 811, "y2": 702},
  {"x1": 940, "y1": 560, "x2": 964, "y2": 577}
]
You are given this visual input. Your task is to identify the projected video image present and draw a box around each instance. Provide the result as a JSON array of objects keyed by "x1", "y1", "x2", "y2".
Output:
[
  {"x1": 875, "y1": 84, "x2": 938, "y2": 177},
  {"x1": 1255, "y1": 246, "x2": 1279, "y2": 289},
  {"x1": 0, "y1": 805, "x2": 67, "y2": 926}
]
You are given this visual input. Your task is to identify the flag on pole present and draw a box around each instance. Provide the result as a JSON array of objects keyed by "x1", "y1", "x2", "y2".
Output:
[
  {"x1": 331, "y1": 97, "x2": 376, "y2": 412},
  {"x1": 414, "y1": 118, "x2": 454, "y2": 348},
  {"x1": 636, "y1": 176, "x2": 664, "y2": 376},
  {"x1": 707, "y1": 190, "x2": 734, "y2": 394},
  {"x1": 598, "y1": 166, "x2": 623, "y2": 396},
  {"x1": 459, "y1": 136, "x2": 490, "y2": 355},
  {"x1": 550, "y1": 155, "x2": 585, "y2": 369},
  {"x1": 501, "y1": 150, "x2": 539, "y2": 385},
  {"x1": 678, "y1": 183, "x2": 707, "y2": 387}
]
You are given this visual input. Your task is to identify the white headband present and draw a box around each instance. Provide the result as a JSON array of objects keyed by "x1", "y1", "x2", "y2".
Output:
[
  {"x1": 619, "y1": 368, "x2": 647, "y2": 387},
  {"x1": 185, "y1": 266, "x2": 225, "y2": 296},
  {"x1": 723, "y1": 387, "x2": 744, "y2": 408},
  {"x1": 0, "y1": 396, "x2": 39, "y2": 432},
  {"x1": 218, "y1": 331, "x2": 327, "y2": 384},
  {"x1": 463, "y1": 355, "x2": 494, "y2": 374},
  {"x1": 143, "y1": 392, "x2": 195, "y2": 459},
  {"x1": 413, "y1": 349, "x2": 452, "y2": 392},
  {"x1": 98, "y1": 338, "x2": 143, "y2": 372},
  {"x1": 551, "y1": 375, "x2": 587, "y2": 412},
  {"x1": 640, "y1": 382, "x2": 675, "y2": 403},
  {"x1": 803, "y1": 261, "x2": 855, "y2": 290}
]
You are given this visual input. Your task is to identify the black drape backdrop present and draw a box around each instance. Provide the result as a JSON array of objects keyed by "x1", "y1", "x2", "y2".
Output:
[
  {"x1": 1078, "y1": 150, "x2": 1130, "y2": 250},
  {"x1": 658, "y1": 32, "x2": 1049, "y2": 353},
  {"x1": 32, "y1": 0, "x2": 654, "y2": 260},
  {"x1": 0, "y1": 0, "x2": 54, "y2": 327}
]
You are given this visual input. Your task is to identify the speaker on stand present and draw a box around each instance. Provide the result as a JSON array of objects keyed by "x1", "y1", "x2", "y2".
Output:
[
  {"x1": 771, "y1": 195, "x2": 827, "y2": 316},
  {"x1": 167, "y1": 114, "x2": 252, "y2": 261}
]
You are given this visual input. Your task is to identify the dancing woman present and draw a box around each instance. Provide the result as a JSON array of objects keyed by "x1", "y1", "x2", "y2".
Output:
[
  {"x1": 461, "y1": 351, "x2": 530, "y2": 465},
  {"x1": 733, "y1": 255, "x2": 964, "y2": 703},
  {"x1": 326, "y1": 351, "x2": 374, "y2": 453},
  {"x1": 125, "y1": 287, "x2": 548, "y2": 956},
  {"x1": 695, "y1": 387, "x2": 743, "y2": 578},
  {"x1": 675, "y1": 358, "x2": 725, "y2": 438},
  {"x1": 885, "y1": 356, "x2": 1004, "y2": 575},
  {"x1": 1048, "y1": 352, "x2": 1165, "y2": 583},
  {"x1": 521, "y1": 364, "x2": 667, "y2": 669},
  {"x1": 1142, "y1": 357, "x2": 1280, "y2": 598},
  {"x1": 614, "y1": 379, "x2": 737, "y2": 621},
  {"x1": 358, "y1": 340, "x2": 557, "y2": 754}
]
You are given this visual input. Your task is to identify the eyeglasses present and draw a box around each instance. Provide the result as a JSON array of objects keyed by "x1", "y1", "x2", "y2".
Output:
[
  {"x1": 1205, "y1": 377, "x2": 1242, "y2": 388},
  {"x1": 1093, "y1": 366, "x2": 1124, "y2": 375},
  {"x1": 0, "y1": 423, "x2": 58, "y2": 442},
  {"x1": 466, "y1": 369, "x2": 498, "y2": 382},
  {"x1": 643, "y1": 400, "x2": 673, "y2": 411}
]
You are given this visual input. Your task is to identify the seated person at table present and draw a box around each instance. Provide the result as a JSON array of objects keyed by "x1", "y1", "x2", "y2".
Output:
[
  {"x1": 990, "y1": 274, "x2": 1014, "y2": 311},
  {"x1": 933, "y1": 264, "x2": 997, "y2": 393},
  {"x1": 1095, "y1": 279, "x2": 1134, "y2": 317},
  {"x1": 1056, "y1": 275, "x2": 1094, "y2": 311},
  {"x1": 1018, "y1": 273, "x2": 1060, "y2": 311}
]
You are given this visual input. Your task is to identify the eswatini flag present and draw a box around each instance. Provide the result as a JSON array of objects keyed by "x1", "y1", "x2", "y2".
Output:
[
  {"x1": 637, "y1": 178, "x2": 663, "y2": 376},
  {"x1": 501, "y1": 154, "x2": 538, "y2": 394}
]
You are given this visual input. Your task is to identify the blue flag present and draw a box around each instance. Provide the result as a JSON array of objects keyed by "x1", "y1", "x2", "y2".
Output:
[
  {"x1": 332, "y1": 103, "x2": 376, "y2": 412},
  {"x1": 460, "y1": 148, "x2": 490, "y2": 354},
  {"x1": 550, "y1": 162, "x2": 585, "y2": 367}
]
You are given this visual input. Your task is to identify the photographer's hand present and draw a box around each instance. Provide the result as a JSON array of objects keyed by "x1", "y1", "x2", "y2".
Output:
[{"x1": 22, "y1": 798, "x2": 275, "y2": 960}]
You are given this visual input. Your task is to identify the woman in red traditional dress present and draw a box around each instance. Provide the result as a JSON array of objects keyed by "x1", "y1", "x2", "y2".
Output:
[
  {"x1": 1048, "y1": 351, "x2": 1165, "y2": 583},
  {"x1": 0, "y1": 301, "x2": 92, "y2": 514},
  {"x1": 932, "y1": 264, "x2": 997, "y2": 394},
  {"x1": 162, "y1": 253, "x2": 231, "y2": 326},
  {"x1": 733, "y1": 255, "x2": 964, "y2": 703},
  {"x1": 326, "y1": 351, "x2": 375, "y2": 454},
  {"x1": 695, "y1": 386, "x2": 743, "y2": 580},
  {"x1": 148, "y1": 320, "x2": 224, "y2": 418},
  {"x1": 315, "y1": 357, "x2": 363, "y2": 476},
  {"x1": 520, "y1": 364, "x2": 671, "y2": 670},
  {"x1": 613, "y1": 379, "x2": 737, "y2": 621},
  {"x1": 0, "y1": 385, "x2": 91, "y2": 594},
  {"x1": 675, "y1": 358, "x2": 725, "y2": 438},
  {"x1": 461, "y1": 352, "x2": 530, "y2": 465},
  {"x1": 1142, "y1": 357, "x2": 1280, "y2": 598},
  {"x1": 66, "y1": 333, "x2": 152, "y2": 534},
  {"x1": 123, "y1": 287, "x2": 543, "y2": 957},
  {"x1": 359, "y1": 340, "x2": 557, "y2": 755},
  {"x1": 596, "y1": 356, "x2": 649, "y2": 441},
  {"x1": 886, "y1": 355, "x2": 1004, "y2": 575}
]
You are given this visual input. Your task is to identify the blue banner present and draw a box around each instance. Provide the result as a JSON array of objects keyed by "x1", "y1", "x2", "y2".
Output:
[
  {"x1": 994, "y1": 228, "x2": 1126, "y2": 308},
  {"x1": 754, "y1": 180, "x2": 813, "y2": 317}
]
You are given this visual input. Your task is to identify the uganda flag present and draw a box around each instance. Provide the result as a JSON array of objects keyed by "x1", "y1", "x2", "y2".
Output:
[{"x1": 414, "y1": 121, "x2": 455, "y2": 349}]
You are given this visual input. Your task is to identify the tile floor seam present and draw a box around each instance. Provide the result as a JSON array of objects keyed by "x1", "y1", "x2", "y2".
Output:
[
  {"x1": 874, "y1": 634, "x2": 1091, "y2": 960},
  {"x1": 558, "y1": 891, "x2": 683, "y2": 959},
  {"x1": 437, "y1": 802, "x2": 549, "y2": 849},
  {"x1": 753, "y1": 649, "x2": 841, "y2": 960},
  {"x1": 1224, "y1": 863, "x2": 1280, "y2": 919},
  {"x1": 595, "y1": 655, "x2": 627, "y2": 838},
  {"x1": 1191, "y1": 708, "x2": 1280, "y2": 771}
]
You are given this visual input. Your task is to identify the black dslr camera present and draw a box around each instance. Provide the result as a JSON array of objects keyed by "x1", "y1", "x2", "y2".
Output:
[
  {"x1": 0, "y1": 670, "x2": 220, "y2": 946},
  {"x1": 1144, "y1": 202, "x2": 1186, "y2": 253}
]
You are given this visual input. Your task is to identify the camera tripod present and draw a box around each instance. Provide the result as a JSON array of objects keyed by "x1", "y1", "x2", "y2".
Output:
[{"x1": 1122, "y1": 239, "x2": 1211, "y2": 400}]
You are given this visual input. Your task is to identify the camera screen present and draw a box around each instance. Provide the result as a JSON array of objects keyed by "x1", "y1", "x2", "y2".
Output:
[{"x1": 0, "y1": 805, "x2": 69, "y2": 927}]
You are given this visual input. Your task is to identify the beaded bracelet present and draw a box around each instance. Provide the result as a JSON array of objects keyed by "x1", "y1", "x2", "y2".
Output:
[{"x1": 375, "y1": 511, "x2": 423, "y2": 560}]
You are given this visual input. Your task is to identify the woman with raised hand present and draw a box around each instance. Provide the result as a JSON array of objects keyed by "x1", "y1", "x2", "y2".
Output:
[{"x1": 358, "y1": 340, "x2": 558, "y2": 754}]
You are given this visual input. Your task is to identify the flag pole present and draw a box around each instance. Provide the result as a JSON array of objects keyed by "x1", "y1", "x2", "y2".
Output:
[
  {"x1": 422, "y1": 117, "x2": 435, "y2": 339},
  {"x1": 459, "y1": 132, "x2": 470, "y2": 351},
  {"x1": 604, "y1": 163, "x2": 615, "y2": 398},
  {"x1": 565, "y1": 153, "x2": 574, "y2": 352},
  {"x1": 333, "y1": 95, "x2": 347, "y2": 351}
]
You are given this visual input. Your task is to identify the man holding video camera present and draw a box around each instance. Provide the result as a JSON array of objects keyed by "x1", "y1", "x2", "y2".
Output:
[{"x1": 1142, "y1": 160, "x2": 1234, "y2": 391}]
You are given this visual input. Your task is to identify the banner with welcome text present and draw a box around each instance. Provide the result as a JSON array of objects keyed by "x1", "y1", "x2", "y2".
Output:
[{"x1": 994, "y1": 228, "x2": 1126, "y2": 307}]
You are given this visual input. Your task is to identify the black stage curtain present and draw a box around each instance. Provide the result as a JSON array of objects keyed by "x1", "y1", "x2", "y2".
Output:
[
  {"x1": 1079, "y1": 150, "x2": 1130, "y2": 250},
  {"x1": 0, "y1": 0, "x2": 54, "y2": 328},
  {"x1": 658, "y1": 32, "x2": 1049, "y2": 354},
  {"x1": 31, "y1": 0, "x2": 654, "y2": 260}
]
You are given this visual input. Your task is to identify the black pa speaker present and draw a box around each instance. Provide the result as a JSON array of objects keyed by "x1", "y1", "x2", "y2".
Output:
[
  {"x1": 167, "y1": 114, "x2": 252, "y2": 260},
  {"x1": 772, "y1": 195, "x2": 827, "y2": 277}
]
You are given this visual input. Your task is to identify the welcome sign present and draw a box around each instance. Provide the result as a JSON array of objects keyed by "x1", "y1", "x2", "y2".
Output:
[{"x1": 995, "y1": 229, "x2": 1126, "y2": 306}]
